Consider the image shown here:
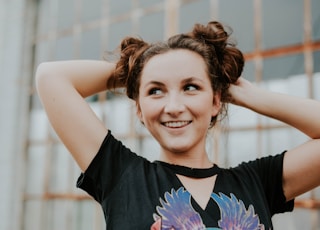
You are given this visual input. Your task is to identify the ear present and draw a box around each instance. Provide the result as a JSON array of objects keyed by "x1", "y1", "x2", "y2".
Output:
[
  {"x1": 136, "y1": 102, "x2": 144, "y2": 123},
  {"x1": 212, "y1": 92, "x2": 221, "y2": 116}
]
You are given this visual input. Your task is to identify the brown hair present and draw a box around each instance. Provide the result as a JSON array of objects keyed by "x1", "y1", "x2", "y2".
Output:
[{"x1": 111, "y1": 21, "x2": 244, "y2": 125}]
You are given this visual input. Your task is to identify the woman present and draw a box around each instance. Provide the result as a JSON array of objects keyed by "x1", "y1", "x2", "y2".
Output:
[{"x1": 36, "y1": 21, "x2": 320, "y2": 229}]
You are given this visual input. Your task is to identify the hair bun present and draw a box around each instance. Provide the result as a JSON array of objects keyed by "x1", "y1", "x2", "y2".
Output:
[
  {"x1": 192, "y1": 21, "x2": 228, "y2": 50},
  {"x1": 113, "y1": 37, "x2": 150, "y2": 98},
  {"x1": 120, "y1": 37, "x2": 147, "y2": 53},
  {"x1": 190, "y1": 21, "x2": 244, "y2": 84}
]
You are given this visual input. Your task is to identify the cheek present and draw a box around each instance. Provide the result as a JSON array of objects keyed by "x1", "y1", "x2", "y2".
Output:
[
  {"x1": 189, "y1": 96, "x2": 218, "y2": 121},
  {"x1": 138, "y1": 99, "x2": 161, "y2": 122}
]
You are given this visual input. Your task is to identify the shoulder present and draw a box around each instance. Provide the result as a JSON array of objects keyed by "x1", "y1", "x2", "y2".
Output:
[
  {"x1": 234, "y1": 152, "x2": 285, "y2": 174},
  {"x1": 218, "y1": 152, "x2": 286, "y2": 185}
]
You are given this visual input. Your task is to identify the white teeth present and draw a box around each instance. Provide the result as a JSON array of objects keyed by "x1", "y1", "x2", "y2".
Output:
[{"x1": 164, "y1": 121, "x2": 190, "y2": 128}]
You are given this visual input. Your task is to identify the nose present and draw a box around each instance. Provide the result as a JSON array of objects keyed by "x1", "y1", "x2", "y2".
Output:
[{"x1": 163, "y1": 92, "x2": 186, "y2": 116}]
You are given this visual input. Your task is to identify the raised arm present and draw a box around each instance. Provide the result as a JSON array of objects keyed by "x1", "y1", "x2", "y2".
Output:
[
  {"x1": 36, "y1": 60, "x2": 116, "y2": 171},
  {"x1": 228, "y1": 77, "x2": 320, "y2": 201}
]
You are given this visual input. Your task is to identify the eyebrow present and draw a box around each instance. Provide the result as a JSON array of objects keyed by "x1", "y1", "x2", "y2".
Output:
[
  {"x1": 181, "y1": 77, "x2": 205, "y2": 84},
  {"x1": 143, "y1": 81, "x2": 165, "y2": 88}
]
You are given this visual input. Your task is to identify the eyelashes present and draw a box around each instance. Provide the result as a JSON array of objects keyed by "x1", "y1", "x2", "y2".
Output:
[
  {"x1": 148, "y1": 88, "x2": 163, "y2": 95},
  {"x1": 184, "y1": 84, "x2": 199, "y2": 91},
  {"x1": 147, "y1": 84, "x2": 200, "y2": 96}
]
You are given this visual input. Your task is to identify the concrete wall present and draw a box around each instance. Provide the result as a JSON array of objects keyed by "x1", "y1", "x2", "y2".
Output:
[{"x1": 0, "y1": 0, "x2": 34, "y2": 229}]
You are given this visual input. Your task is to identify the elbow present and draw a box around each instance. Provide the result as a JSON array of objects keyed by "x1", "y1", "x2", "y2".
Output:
[
  {"x1": 35, "y1": 62, "x2": 50, "y2": 83},
  {"x1": 35, "y1": 62, "x2": 61, "y2": 102},
  {"x1": 35, "y1": 62, "x2": 55, "y2": 94}
]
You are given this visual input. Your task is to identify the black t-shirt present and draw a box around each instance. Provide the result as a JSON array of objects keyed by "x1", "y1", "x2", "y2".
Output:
[{"x1": 77, "y1": 131, "x2": 294, "y2": 229}]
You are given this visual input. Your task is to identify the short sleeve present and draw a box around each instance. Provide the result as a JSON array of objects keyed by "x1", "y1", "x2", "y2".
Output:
[
  {"x1": 76, "y1": 130, "x2": 139, "y2": 203},
  {"x1": 244, "y1": 151, "x2": 294, "y2": 214}
]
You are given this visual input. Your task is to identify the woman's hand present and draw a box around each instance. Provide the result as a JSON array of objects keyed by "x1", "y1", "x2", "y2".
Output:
[{"x1": 227, "y1": 77, "x2": 256, "y2": 107}]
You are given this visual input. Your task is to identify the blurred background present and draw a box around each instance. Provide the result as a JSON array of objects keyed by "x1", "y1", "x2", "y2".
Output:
[{"x1": 1, "y1": 0, "x2": 320, "y2": 229}]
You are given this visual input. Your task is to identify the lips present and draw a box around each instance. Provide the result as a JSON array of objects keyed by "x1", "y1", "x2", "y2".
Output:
[{"x1": 162, "y1": 121, "x2": 191, "y2": 128}]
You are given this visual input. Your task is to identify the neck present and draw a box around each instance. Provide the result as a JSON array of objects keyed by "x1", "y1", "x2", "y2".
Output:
[{"x1": 159, "y1": 151, "x2": 213, "y2": 169}]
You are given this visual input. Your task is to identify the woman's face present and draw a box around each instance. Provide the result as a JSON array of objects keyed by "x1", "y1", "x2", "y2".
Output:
[{"x1": 137, "y1": 49, "x2": 221, "y2": 157}]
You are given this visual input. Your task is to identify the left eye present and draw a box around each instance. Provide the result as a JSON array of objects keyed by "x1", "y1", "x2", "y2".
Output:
[{"x1": 184, "y1": 84, "x2": 198, "y2": 91}]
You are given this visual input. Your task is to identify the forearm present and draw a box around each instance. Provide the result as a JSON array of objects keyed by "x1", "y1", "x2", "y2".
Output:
[
  {"x1": 230, "y1": 79, "x2": 320, "y2": 139},
  {"x1": 36, "y1": 60, "x2": 116, "y2": 98},
  {"x1": 253, "y1": 91, "x2": 319, "y2": 138}
]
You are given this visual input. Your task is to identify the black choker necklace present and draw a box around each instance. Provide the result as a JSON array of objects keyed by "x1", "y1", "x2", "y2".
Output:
[{"x1": 155, "y1": 161, "x2": 220, "y2": 178}]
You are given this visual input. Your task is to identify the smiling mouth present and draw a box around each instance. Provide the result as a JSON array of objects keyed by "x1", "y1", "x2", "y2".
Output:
[{"x1": 162, "y1": 121, "x2": 191, "y2": 128}]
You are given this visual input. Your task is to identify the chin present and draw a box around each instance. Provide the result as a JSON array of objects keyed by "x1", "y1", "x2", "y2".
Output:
[
  {"x1": 165, "y1": 144, "x2": 191, "y2": 154},
  {"x1": 156, "y1": 135, "x2": 196, "y2": 154}
]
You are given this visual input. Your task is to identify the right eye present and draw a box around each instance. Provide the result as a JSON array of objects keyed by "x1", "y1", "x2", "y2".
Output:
[{"x1": 148, "y1": 88, "x2": 163, "y2": 95}]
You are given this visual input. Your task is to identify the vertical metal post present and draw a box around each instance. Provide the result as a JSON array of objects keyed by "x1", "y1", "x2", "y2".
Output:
[
  {"x1": 304, "y1": 0, "x2": 314, "y2": 99},
  {"x1": 303, "y1": 2, "x2": 318, "y2": 229},
  {"x1": 164, "y1": 0, "x2": 179, "y2": 39},
  {"x1": 253, "y1": 0, "x2": 263, "y2": 157}
]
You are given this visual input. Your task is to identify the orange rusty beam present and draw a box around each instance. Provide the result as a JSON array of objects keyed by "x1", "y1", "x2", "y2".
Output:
[
  {"x1": 295, "y1": 198, "x2": 320, "y2": 209},
  {"x1": 24, "y1": 193, "x2": 91, "y2": 201},
  {"x1": 244, "y1": 40, "x2": 320, "y2": 60}
]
